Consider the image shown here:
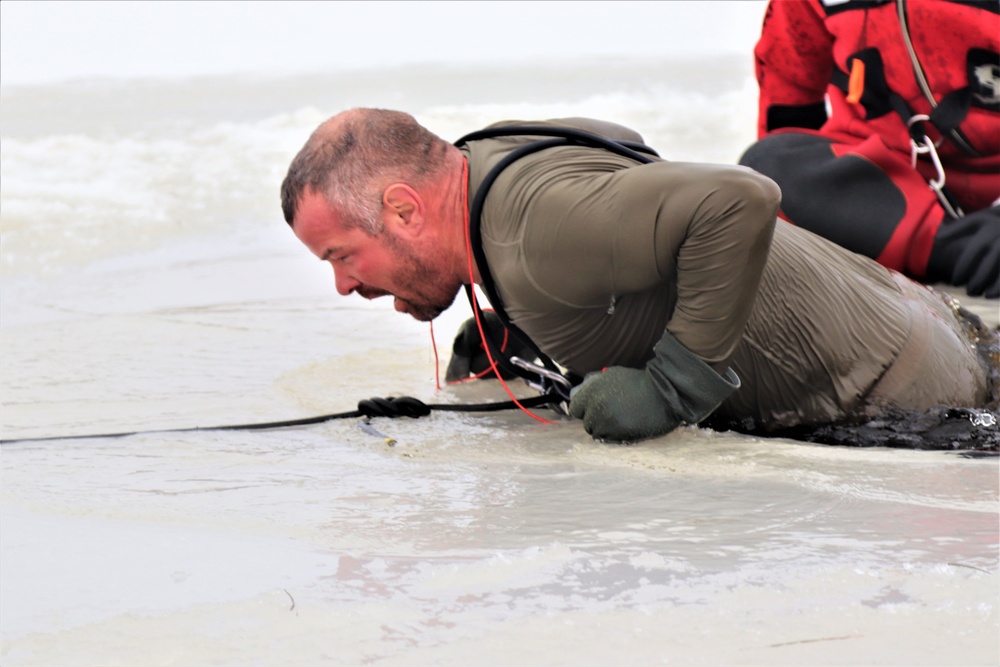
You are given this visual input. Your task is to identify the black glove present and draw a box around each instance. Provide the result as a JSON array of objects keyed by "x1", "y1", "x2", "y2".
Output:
[
  {"x1": 568, "y1": 330, "x2": 740, "y2": 443},
  {"x1": 445, "y1": 312, "x2": 536, "y2": 382},
  {"x1": 928, "y1": 206, "x2": 1000, "y2": 299}
]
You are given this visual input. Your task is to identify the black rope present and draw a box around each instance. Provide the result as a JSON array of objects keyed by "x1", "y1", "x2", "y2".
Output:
[{"x1": 0, "y1": 394, "x2": 561, "y2": 445}]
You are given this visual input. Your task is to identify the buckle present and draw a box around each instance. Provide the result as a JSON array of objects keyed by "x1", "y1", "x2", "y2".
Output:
[
  {"x1": 909, "y1": 121, "x2": 964, "y2": 219},
  {"x1": 510, "y1": 356, "x2": 573, "y2": 413}
]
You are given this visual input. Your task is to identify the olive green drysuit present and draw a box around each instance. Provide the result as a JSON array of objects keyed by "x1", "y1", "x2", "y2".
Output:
[{"x1": 459, "y1": 118, "x2": 993, "y2": 431}]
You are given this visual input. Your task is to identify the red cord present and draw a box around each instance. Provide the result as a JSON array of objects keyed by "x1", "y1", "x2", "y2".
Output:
[
  {"x1": 458, "y1": 160, "x2": 555, "y2": 425},
  {"x1": 430, "y1": 309, "x2": 511, "y2": 389},
  {"x1": 430, "y1": 320, "x2": 442, "y2": 390}
]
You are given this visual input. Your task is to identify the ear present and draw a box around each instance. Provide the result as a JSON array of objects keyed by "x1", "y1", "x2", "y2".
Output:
[{"x1": 382, "y1": 184, "x2": 424, "y2": 236}]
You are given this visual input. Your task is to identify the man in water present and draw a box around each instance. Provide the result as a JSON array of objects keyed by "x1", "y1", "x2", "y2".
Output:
[{"x1": 281, "y1": 108, "x2": 997, "y2": 445}]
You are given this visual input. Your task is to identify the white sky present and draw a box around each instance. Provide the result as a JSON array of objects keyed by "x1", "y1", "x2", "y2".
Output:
[{"x1": 1, "y1": 1, "x2": 768, "y2": 84}]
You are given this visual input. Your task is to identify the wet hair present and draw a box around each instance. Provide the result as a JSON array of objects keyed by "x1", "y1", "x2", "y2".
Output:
[{"x1": 280, "y1": 108, "x2": 451, "y2": 234}]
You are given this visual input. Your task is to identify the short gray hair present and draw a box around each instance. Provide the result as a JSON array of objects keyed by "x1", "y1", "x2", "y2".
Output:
[{"x1": 280, "y1": 108, "x2": 450, "y2": 234}]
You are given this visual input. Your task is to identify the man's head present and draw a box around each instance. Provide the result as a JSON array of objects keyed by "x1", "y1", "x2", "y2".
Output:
[
  {"x1": 281, "y1": 108, "x2": 466, "y2": 322},
  {"x1": 281, "y1": 108, "x2": 452, "y2": 232}
]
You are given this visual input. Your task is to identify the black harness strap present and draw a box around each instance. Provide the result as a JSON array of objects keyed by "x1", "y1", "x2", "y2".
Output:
[
  {"x1": 831, "y1": 61, "x2": 970, "y2": 217},
  {"x1": 832, "y1": 55, "x2": 983, "y2": 158}
]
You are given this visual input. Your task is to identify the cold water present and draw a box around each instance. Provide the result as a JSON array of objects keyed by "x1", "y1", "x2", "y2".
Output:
[{"x1": 2, "y1": 58, "x2": 997, "y2": 666}]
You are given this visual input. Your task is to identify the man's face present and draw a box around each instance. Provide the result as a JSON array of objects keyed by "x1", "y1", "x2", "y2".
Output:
[{"x1": 292, "y1": 191, "x2": 460, "y2": 322}]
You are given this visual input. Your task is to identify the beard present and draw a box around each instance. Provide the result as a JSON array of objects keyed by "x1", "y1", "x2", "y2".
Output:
[{"x1": 381, "y1": 232, "x2": 461, "y2": 322}]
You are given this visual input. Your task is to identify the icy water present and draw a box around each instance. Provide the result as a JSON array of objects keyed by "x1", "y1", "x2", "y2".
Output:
[{"x1": 2, "y1": 59, "x2": 998, "y2": 666}]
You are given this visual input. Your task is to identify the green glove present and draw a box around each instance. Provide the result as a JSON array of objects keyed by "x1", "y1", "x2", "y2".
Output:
[{"x1": 569, "y1": 330, "x2": 740, "y2": 443}]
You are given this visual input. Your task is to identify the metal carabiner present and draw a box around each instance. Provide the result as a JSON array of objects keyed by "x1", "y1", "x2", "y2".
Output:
[
  {"x1": 908, "y1": 115, "x2": 964, "y2": 219},
  {"x1": 970, "y1": 411, "x2": 997, "y2": 429},
  {"x1": 907, "y1": 114, "x2": 933, "y2": 168},
  {"x1": 911, "y1": 135, "x2": 946, "y2": 191},
  {"x1": 510, "y1": 356, "x2": 573, "y2": 409}
]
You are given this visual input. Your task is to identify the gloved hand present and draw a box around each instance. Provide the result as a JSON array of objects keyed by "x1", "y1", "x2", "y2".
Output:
[
  {"x1": 445, "y1": 312, "x2": 535, "y2": 382},
  {"x1": 568, "y1": 330, "x2": 740, "y2": 443},
  {"x1": 927, "y1": 206, "x2": 1000, "y2": 299}
]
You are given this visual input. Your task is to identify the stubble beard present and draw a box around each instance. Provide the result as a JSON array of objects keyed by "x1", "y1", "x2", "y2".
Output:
[{"x1": 384, "y1": 233, "x2": 460, "y2": 322}]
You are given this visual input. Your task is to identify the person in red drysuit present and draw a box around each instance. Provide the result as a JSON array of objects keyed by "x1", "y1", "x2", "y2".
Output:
[{"x1": 738, "y1": 0, "x2": 1000, "y2": 298}]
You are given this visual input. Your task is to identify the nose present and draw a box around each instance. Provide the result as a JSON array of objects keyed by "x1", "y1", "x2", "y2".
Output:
[{"x1": 332, "y1": 265, "x2": 360, "y2": 296}]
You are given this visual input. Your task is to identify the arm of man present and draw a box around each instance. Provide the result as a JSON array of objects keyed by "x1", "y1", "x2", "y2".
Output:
[
  {"x1": 508, "y1": 156, "x2": 780, "y2": 442},
  {"x1": 647, "y1": 163, "x2": 781, "y2": 366},
  {"x1": 564, "y1": 162, "x2": 780, "y2": 442},
  {"x1": 524, "y1": 160, "x2": 780, "y2": 366}
]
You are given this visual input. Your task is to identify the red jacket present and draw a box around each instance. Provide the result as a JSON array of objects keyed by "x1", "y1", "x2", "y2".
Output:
[{"x1": 754, "y1": 0, "x2": 1000, "y2": 212}]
